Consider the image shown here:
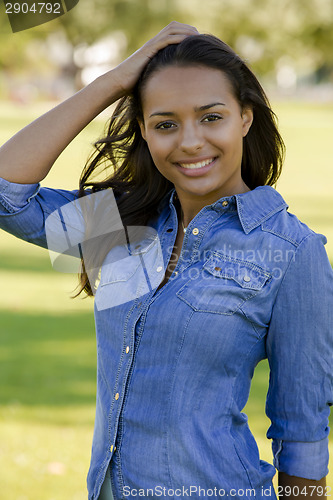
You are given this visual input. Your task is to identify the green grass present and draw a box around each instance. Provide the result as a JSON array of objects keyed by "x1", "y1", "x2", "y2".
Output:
[{"x1": 0, "y1": 100, "x2": 332, "y2": 498}]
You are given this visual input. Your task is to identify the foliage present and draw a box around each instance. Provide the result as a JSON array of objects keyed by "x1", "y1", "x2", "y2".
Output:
[{"x1": 0, "y1": 0, "x2": 332, "y2": 82}]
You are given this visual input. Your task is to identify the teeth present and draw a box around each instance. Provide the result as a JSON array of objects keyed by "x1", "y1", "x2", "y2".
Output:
[{"x1": 179, "y1": 158, "x2": 214, "y2": 169}]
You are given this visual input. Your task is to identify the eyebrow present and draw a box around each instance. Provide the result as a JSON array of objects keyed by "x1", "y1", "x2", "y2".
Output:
[{"x1": 148, "y1": 102, "x2": 226, "y2": 118}]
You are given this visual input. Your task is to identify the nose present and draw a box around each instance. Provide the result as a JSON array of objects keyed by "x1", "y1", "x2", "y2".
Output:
[{"x1": 178, "y1": 122, "x2": 204, "y2": 153}]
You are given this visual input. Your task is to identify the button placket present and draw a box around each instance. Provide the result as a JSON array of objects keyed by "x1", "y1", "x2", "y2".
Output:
[
  {"x1": 112, "y1": 311, "x2": 146, "y2": 463},
  {"x1": 108, "y1": 316, "x2": 137, "y2": 461},
  {"x1": 178, "y1": 208, "x2": 224, "y2": 277}
]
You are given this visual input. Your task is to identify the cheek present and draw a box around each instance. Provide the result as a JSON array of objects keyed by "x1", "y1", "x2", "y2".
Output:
[
  {"x1": 217, "y1": 126, "x2": 244, "y2": 155},
  {"x1": 145, "y1": 143, "x2": 168, "y2": 175},
  {"x1": 145, "y1": 135, "x2": 174, "y2": 165},
  {"x1": 146, "y1": 143, "x2": 177, "y2": 182}
]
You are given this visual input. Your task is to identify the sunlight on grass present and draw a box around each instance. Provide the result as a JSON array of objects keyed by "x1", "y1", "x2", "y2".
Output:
[
  {"x1": 0, "y1": 267, "x2": 93, "y2": 313},
  {"x1": 0, "y1": 309, "x2": 97, "y2": 498},
  {"x1": 0, "y1": 419, "x2": 93, "y2": 500},
  {"x1": 276, "y1": 102, "x2": 333, "y2": 259}
]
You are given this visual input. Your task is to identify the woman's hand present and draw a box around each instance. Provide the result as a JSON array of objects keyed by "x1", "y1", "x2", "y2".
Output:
[{"x1": 110, "y1": 21, "x2": 199, "y2": 96}]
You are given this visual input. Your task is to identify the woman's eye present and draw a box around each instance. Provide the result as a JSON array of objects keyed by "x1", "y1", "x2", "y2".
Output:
[
  {"x1": 202, "y1": 114, "x2": 222, "y2": 122},
  {"x1": 155, "y1": 122, "x2": 176, "y2": 130}
]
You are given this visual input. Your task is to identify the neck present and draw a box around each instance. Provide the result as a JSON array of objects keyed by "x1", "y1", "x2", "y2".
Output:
[
  {"x1": 175, "y1": 183, "x2": 250, "y2": 228},
  {"x1": 178, "y1": 199, "x2": 201, "y2": 229},
  {"x1": 175, "y1": 191, "x2": 220, "y2": 228}
]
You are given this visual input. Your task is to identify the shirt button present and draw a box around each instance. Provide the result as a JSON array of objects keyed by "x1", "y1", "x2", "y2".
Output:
[
  {"x1": 174, "y1": 271, "x2": 178, "y2": 276},
  {"x1": 192, "y1": 228, "x2": 199, "y2": 235},
  {"x1": 222, "y1": 200, "x2": 229, "y2": 207},
  {"x1": 125, "y1": 346, "x2": 130, "y2": 354},
  {"x1": 110, "y1": 444, "x2": 114, "y2": 453},
  {"x1": 214, "y1": 266, "x2": 222, "y2": 272},
  {"x1": 157, "y1": 266, "x2": 163, "y2": 272},
  {"x1": 243, "y1": 275, "x2": 251, "y2": 282},
  {"x1": 115, "y1": 392, "x2": 120, "y2": 400}
]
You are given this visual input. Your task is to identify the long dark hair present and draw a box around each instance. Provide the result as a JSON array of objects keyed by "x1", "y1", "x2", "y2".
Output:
[{"x1": 77, "y1": 34, "x2": 285, "y2": 296}]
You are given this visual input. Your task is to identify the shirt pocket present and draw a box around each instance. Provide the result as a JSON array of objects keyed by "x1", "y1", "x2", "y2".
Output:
[
  {"x1": 176, "y1": 252, "x2": 271, "y2": 315},
  {"x1": 100, "y1": 253, "x2": 142, "y2": 284},
  {"x1": 95, "y1": 227, "x2": 164, "y2": 310}
]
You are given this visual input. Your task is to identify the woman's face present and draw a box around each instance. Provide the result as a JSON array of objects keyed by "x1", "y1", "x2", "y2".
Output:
[{"x1": 139, "y1": 65, "x2": 253, "y2": 204}]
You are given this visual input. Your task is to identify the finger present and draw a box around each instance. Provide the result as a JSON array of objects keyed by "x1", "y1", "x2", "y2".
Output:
[
  {"x1": 152, "y1": 26, "x2": 200, "y2": 48},
  {"x1": 164, "y1": 21, "x2": 199, "y2": 32},
  {"x1": 161, "y1": 34, "x2": 198, "y2": 45},
  {"x1": 161, "y1": 21, "x2": 200, "y2": 36},
  {"x1": 140, "y1": 23, "x2": 200, "y2": 60},
  {"x1": 144, "y1": 33, "x2": 198, "y2": 59}
]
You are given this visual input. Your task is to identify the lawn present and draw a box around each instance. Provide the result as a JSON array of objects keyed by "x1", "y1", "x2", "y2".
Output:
[{"x1": 0, "y1": 100, "x2": 332, "y2": 499}]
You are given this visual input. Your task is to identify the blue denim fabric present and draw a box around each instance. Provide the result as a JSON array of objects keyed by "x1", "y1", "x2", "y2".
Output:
[{"x1": 0, "y1": 177, "x2": 332, "y2": 500}]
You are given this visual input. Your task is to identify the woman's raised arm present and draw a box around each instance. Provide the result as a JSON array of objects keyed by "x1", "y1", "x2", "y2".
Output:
[{"x1": 0, "y1": 22, "x2": 198, "y2": 184}]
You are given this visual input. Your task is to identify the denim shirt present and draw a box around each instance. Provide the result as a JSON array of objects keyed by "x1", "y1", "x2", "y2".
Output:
[{"x1": 0, "y1": 177, "x2": 332, "y2": 500}]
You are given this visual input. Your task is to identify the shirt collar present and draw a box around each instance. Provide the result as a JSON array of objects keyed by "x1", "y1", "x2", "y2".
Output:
[
  {"x1": 167, "y1": 185, "x2": 288, "y2": 234},
  {"x1": 234, "y1": 185, "x2": 288, "y2": 233}
]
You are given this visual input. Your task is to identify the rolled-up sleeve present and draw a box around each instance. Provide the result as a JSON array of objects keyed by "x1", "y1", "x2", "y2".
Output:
[
  {"x1": 0, "y1": 176, "x2": 40, "y2": 213},
  {"x1": 266, "y1": 232, "x2": 333, "y2": 480},
  {"x1": 0, "y1": 176, "x2": 79, "y2": 248},
  {"x1": 271, "y1": 438, "x2": 329, "y2": 480}
]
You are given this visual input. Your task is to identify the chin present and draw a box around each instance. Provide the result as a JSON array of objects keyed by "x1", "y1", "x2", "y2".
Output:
[{"x1": 180, "y1": 180, "x2": 225, "y2": 198}]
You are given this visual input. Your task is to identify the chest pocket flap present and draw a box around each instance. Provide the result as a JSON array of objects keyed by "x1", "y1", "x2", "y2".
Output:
[
  {"x1": 95, "y1": 228, "x2": 164, "y2": 310},
  {"x1": 204, "y1": 253, "x2": 270, "y2": 290},
  {"x1": 177, "y1": 252, "x2": 271, "y2": 315}
]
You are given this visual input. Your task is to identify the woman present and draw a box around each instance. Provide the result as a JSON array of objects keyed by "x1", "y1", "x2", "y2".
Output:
[{"x1": 0, "y1": 22, "x2": 332, "y2": 500}]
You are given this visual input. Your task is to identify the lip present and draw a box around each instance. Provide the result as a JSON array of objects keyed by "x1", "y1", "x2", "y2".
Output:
[{"x1": 174, "y1": 156, "x2": 218, "y2": 177}]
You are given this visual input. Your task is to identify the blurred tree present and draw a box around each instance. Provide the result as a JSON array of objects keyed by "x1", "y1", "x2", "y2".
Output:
[
  {"x1": 56, "y1": 0, "x2": 183, "y2": 87},
  {"x1": 0, "y1": 0, "x2": 332, "y2": 93},
  {"x1": 57, "y1": 0, "x2": 180, "y2": 50},
  {"x1": 0, "y1": 0, "x2": 181, "y2": 96},
  {"x1": 293, "y1": 0, "x2": 333, "y2": 79},
  {"x1": 180, "y1": 0, "x2": 333, "y2": 80}
]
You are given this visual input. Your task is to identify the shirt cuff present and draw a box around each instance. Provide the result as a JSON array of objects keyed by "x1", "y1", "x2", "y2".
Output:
[
  {"x1": 0, "y1": 176, "x2": 40, "y2": 213},
  {"x1": 272, "y1": 438, "x2": 329, "y2": 480}
]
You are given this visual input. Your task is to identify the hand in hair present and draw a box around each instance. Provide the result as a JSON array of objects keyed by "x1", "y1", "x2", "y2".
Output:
[{"x1": 111, "y1": 21, "x2": 199, "y2": 96}]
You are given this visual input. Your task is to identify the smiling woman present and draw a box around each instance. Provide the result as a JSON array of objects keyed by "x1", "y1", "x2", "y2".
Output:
[
  {"x1": 0, "y1": 21, "x2": 332, "y2": 500},
  {"x1": 138, "y1": 66, "x2": 253, "y2": 215}
]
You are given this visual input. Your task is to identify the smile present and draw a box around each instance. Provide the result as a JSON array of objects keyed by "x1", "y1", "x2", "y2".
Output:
[{"x1": 178, "y1": 157, "x2": 216, "y2": 169}]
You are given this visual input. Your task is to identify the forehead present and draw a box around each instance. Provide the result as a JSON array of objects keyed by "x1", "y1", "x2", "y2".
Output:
[{"x1": 141, "y1": 65, "x2": 237, "y2": 114}]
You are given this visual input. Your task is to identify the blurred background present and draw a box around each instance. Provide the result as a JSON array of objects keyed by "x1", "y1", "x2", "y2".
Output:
[{"x1": 0, "y1": 0, "x2": 332, "y2": 498}]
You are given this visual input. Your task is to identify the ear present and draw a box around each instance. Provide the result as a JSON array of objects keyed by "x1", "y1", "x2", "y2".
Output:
[
  {"x1": 138, "y1": 120, "x2": 147, "y2": 141},
  {"x1": 241, "y1": 107, "x2": 253, "y2": 137}
]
